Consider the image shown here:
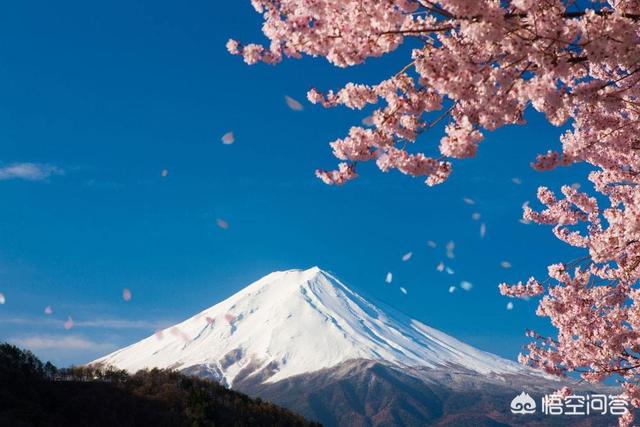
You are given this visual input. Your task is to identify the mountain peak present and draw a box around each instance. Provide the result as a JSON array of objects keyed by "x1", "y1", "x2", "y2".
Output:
[{"x1": 93, "y1": 268, "x2": 543, "y2": 386}]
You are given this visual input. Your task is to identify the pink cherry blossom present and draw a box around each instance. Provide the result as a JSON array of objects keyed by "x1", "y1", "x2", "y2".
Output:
[{"x1": 233, "y1": 2, "x2": 640, "y2": 424}]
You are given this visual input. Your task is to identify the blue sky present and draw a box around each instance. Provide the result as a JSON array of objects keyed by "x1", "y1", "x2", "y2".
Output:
[{"x1": 0, "y1": 0, "x2": 593, "y2": 367}]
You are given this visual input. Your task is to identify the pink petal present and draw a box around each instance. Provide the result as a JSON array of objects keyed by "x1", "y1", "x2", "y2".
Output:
[
  {"x1": 122, "y1": 288, "x2": 132, "y2": 302},
  {"x1": 385, "y1": 272, "x2": 393, "y2": 283},
  {"x1": 64, "y1": 316, "x2": 74, "y2": 330},
  {"x1": 170, "y1": 327, "x2": 189, "y2": 342},
  {"x1": 402, "y1": 252, "x2": 412, "y2": 262},
  {"x1": 511, "y1": 177, "x2": 522, "y2": 184},
  {"x1": 500, "y1": 261, "x2": 512, "y2": 269},
  {"x1": 361, "y1": 116, "x2": 374, "y2": 126},
  {"x1": 427, "y1": 240, "x2": 437, "y2": 248},
  {"x1": 460, "y1": 281, "x2": 473, "y2": 291},
  {"x1": 216, "y1": 218, "x2": 229, "y2": 229},
  {"x1": 471, "y1": 212, "x2": 481, "y2": 220},
  {"x1": 221, "y1": 131, "x2": 235, "y2": 145},
  {"x1": 480, "y1": 223, "x2": 487, "y2": 238},
  {"x1": 0, "y1": 293, "x2": 5, "y2": 305},
  {"x1": 161, "y1": 169, "x2": 169, "y2": 178},
  {"x1": 154, "y1": 329, "x2": 164, "y2": 339},
  {"x1": 463, "y1": 197, "x2": 475, "y2": 205},
  {"x1": 285, "y1": 95, "x2": 304, "y2": 111},
  {"x1": 225, "y1": 313, "x2": 237, "y2": 324},
  {"x1": 206, "y1": 316, "x2": 215, "y2": 325},
  {"x1": 44, "y1": 305, "x2": 53, "y2": 315},
  {"x1": 399, "y1": 287, "x2": 407, "y2": 295}
]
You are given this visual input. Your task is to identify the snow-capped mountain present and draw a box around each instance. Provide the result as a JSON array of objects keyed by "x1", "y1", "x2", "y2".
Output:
[{"x1": 94, "y1": 267, "x2": 539, "y2": 386}]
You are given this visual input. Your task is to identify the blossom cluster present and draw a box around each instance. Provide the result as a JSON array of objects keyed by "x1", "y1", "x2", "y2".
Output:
[{"x1": 230, "y1": 2, "x2": 640, "y2": 424}]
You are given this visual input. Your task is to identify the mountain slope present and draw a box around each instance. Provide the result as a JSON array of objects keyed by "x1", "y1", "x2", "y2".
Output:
[
  {"x1": 234, "y1": 359, "x2": 617, "y2": 427},
  {"x1": 93, "y1": 267, "x2": 541, "y2": 386},
  {"x1": 1, "y1": 343, "x2": 319, "y2": 427}
]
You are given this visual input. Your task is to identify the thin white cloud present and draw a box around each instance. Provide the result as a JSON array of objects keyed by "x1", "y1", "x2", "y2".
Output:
[
  {"x1": 10, "y1": 335, "x2": 116, "y2": 352},
  {"x1": 0, "y1": 316, "x2": 174, "y2": 330},
  {"x1": 0, "y1": 162, "x2": 64, "y2": 181},
  {"x1": 74, "y1": 319, "x2": 174, "y2": 330}
]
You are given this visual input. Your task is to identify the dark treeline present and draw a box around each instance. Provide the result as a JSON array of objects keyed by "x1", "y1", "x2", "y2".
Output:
[{"x1": 0, "y1": 343, "x2": 321, "y2": 427}]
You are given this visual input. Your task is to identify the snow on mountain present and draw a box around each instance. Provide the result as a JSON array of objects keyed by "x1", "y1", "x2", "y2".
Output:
[{"x1": 92, "y1": 267, "x2": 539, "y2": 385}]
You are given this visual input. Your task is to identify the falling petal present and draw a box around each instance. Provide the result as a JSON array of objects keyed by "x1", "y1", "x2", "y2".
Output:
[
  {"x1": 446, "y1": 267, "x2": 455, "y2": 275},
  {"x1": 225, "y1": 313, "x2": 237, "y2": 324},
  {"x1": 571, "y1": 183, "x2": 581, "y2": 190},
  {"x1": 463, "y1": 197, "x2": 475, "y2": 205},
  {"x1": 161, "y1": 169, "x2": 169, "y2": 178},
  {"x1": 446, "y1": 250, "x2": 455, "y2": 259},
  {"x1": 385, "y1": 272, "x2": 393, "y2": 283},
  {"x1": 206, "y1": 316, "x2": 215, "y2": 325},
  {"x1": 460, "y1": 281, "x2": 473, "y2": 291},
  {"x1": 471, "y1": 212, "x2": 481, "y2": 221},
  {"x1": 221, "y1": 131, "x2": 235, "y2": 145},
  {"x1": 399, "y1": 287, "x2": 407, "y2": 295},
  {"x1": 64, "y1": 316, "x2": 74, "y2": 330},
  {"x1": 216, "y1": 218, "x2": 229, "y2": 230},
  {"x1": 436, "y1": 262, "x2": 445, "y2": 272},
  {"x1": 44, "y1": 306, "x2": 53, "y2": 315},
  {"x1": 170, "y1": 327, "x2": 190, "y2": 342},
  {"x1": 448, "y1": 286, "x2": 456, "y2": 293},
  {"x1": 519, "y1": 218, "x2": 532, "y2": 225},
  {"x1": 122, "y1": 288, "x2": 132, "y2": 302},
  {"x1": 361, "y1": 115, "x2": 374, "y2": 126},
  {"x1": 480, "y1": 223, "x2": 487, "y2": 238},
  {"x1": 285, "y1": 95, "x2": 304, "y2": 111},
  {"x1": 0, "y1": 293, "x2": 4, "y2": 305},
  {"x1": 427, "y1": 240, "x2": 437, "y2": 248},
  {"x1": 500, "y1": 261, "x2": 512, "y2": 269},
  {"x1": 446, "y1": 241, "x2": 455, "y2": 251},
  {"x1": 511, "y1": 177, "x2": 522, "y2": 185},
  {"x1": 522, "y1": 200, "x2": 530, "y2": 210},
  {"x1": 402, "y1": 252, "x2": 412, "y2": 262},
  {"x1": 506, "y1": 302, "x2": 514, "y2": 310}
]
